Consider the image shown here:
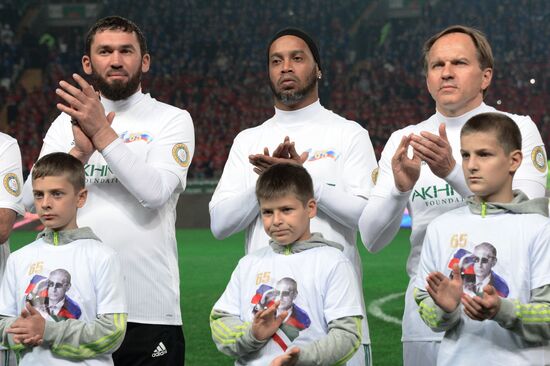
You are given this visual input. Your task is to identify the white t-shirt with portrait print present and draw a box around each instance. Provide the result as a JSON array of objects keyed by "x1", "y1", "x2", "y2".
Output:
[
  {"x1": 369, "y1": 103, "x2": 547, "y2": 343},
  {"x1": 214, "y1": 244, "x2": 364, "y2": 366},
  {"x1": 0, "y1": 235, "x2": 126, "y2": 366},
  {"x1": 415, "y1": 205, "x2": 550, "y2": 365}
]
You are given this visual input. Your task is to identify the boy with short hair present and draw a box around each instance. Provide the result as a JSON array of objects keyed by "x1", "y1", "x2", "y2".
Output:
[
  {"x1": 414, "y1": 112, "x2": 550, "y2": 365},
  {"x1": 0, "y1": 152, "x2": 127, "y2": 365},
  {"x1": 210, "y1": 163, "x2": 364, "y2": 366}
]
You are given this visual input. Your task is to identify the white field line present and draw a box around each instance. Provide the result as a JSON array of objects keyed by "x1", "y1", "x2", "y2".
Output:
[{"x1": 367, "y1": 292, "x2": 405, "y2": 326}]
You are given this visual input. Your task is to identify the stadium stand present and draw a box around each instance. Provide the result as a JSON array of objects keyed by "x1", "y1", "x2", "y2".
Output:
[{"x1": 1, "y1": 0, "x2": 549, "y2": 181}]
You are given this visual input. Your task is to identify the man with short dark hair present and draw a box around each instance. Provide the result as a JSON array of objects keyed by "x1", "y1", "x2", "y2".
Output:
[
  {"x1": 23, "y1": 15, "x2": 194, "y2": 365},
  {"x1": 359, "y1": 25, "x2": 547, "y2": 366},
  {"x1": 210, "y1": 28, "x2": 377, "y2": 365}
]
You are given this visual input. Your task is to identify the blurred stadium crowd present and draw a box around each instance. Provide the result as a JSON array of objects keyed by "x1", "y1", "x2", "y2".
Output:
[{"x1": 1, "y1": 0, "x2": 549, "y2": 179}]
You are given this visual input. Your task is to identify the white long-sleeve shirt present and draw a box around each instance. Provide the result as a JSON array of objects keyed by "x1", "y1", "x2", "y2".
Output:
[
  {"x1": 23, "y1": 91, "x2": 195, "y2": 325},
  {"x1": 0, "y1": 133, "x2": 24, "y2": 276},
  {"x1": 209, "y1": 100, "x2": 378, "y2": 349},
  {"x1": 359, "y1": 103, "x2": 547, "y2": 342}
]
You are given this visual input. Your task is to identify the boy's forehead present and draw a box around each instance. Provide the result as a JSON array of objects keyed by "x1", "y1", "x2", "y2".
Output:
[
  {"x1": 259, "y1": 193, "x2": 304, "y2": 206},
  {"x1": 461, "y1": 130, "x2": 493, "y2": 139},
  {"x1": 32, "y1": 174, "x2": 74, "y2": 189},
  {"x1": 461, "y1": 131, "x2": 501, "y2": 147}
]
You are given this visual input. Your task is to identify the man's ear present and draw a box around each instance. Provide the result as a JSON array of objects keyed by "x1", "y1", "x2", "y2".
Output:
[
  {"x1": 480, "y1": 67, "x2": 493, "y2": 93},
  {"x1": 82, "y1": 55, "x2": 92, "y2": 75},
  {"x1": 141, "y1": 53, "x2": 151, "y2": 73}
]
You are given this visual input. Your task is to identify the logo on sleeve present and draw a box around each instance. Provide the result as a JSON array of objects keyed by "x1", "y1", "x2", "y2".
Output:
[
  {"x1": 531, "y1": 146, "x2": 547, "y2": 173},
  {"x1": 172, "y1": 143, "x2": 190, "y2": 167},
  {"x1": 120, "y1": 131, "x2": 153, "y2": 143},
  {"x1": 306, "y1": 149, "x2": 339, "y2": 162},
  {"x1": 3, "y1": 173, "x2": 20, "y2": 197}
]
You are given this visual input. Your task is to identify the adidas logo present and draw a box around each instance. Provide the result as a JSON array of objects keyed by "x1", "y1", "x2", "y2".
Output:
[{"x1": 152, "y1": 342, "x2": 168, "y2": 357}]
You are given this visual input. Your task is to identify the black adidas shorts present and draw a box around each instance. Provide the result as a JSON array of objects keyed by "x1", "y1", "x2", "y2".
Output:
[{"x1": 113, "y1": 322, "x2": 185, "y2": 366}]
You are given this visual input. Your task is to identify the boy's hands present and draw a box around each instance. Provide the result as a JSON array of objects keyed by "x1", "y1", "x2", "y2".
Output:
[
  {"x1": 252, "y1": 300, "x2": 288, "y2": 341},
  {"x1": 8, "y1": 303, "x2": 45, "y2": 346},
  {"x1": 270, "y1": 347, "x2": 300, "y2": 366},
  {"x1": 462, "y1": 284, "x2": 501, "y2": 321},
  {"x1": 426, "y1": 264, "x2": 463, "y2": 313}
]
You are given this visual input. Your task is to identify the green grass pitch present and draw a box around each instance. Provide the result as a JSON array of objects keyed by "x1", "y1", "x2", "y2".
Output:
[{"x1": 10, "y1": 228, "x2": 411, "y2": 366}]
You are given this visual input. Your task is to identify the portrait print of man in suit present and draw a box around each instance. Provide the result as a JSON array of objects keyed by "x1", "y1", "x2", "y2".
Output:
[
  {"x1": 24, "y1": 268, "x2": 82, "y2": 321},
  {"x1": 470, "y1": 242, "x2": 509, "y2": 297},
  {"x1": 46, "y1": 269, "x2": 81, "y2": 320}
]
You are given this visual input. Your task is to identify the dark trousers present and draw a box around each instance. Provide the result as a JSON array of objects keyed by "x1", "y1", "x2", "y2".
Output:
[{"x1": 113, "y1": 322, "x2": 185, "y2": 366}]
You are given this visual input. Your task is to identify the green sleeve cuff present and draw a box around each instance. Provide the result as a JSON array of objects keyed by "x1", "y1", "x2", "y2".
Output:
[{"x1": 492, "y1": 298, "x2": 516, "y2": 328}]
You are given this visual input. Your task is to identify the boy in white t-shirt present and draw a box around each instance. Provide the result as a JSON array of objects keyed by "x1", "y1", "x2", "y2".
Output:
[
  {"x1": 414, "y1": 112, "x2": 550, "y2": 365},
  {"x1": 210, "y1": 163, "x2": 364, "y2": 366},
  {"x1": 0, "y1": 152, "x2": 127, "y2": 365}
]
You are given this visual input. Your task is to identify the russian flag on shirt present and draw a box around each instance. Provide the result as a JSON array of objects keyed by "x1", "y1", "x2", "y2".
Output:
[
  {"x1": 25, "y1": 275, "x2": 48, "y2": 298},
  {"x1": 286, "y1": 305, "x2": 311, "y2": 330},
  {"x1": 250, "y1": 284, "x2": 275, "y2": 307},
  {"x1": 448, "y1": 249, "x2": 475, "y2": 275},
  {"x1": 56, "y1": 296, "x2": 82, "y2": 320},
  {"x1": 491, "y1": 272, "x2": 510, "y2": 298},
  {"x1": 448, "y1": 249, "x2": 510, "y2": 297}
]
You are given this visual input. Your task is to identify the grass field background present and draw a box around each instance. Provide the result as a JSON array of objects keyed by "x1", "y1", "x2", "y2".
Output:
[{"x1": 10, "y1": 228, "x2": 411, "y2": 366}]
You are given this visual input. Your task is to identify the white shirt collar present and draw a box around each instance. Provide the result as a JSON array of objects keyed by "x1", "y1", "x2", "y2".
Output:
[
  {"x1": 434, "y1": 102, "x2": 490, "y2": 129},
  {"x1": 273, "y1": 100, "x2": 323, "y2": 127},
  {"x1": 101, "y1": 89, "x2": 145, "y2": 113}
]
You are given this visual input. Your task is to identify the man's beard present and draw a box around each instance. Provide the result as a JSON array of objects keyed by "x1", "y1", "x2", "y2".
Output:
[
  {"x1": 269, "y1": 67, "x2": 317, "y2": 107},
  {"x1": 89, "y1": 66, "x2": 142, "y2": 101}
]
